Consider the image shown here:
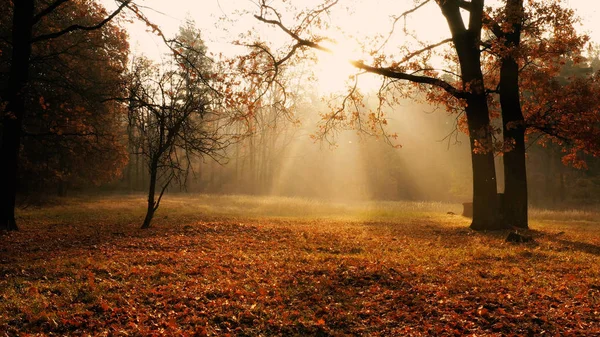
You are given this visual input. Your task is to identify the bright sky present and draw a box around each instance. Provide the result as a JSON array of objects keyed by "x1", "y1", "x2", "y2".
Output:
[
  {"x1": 106, "y1": 0, "x2": 600, "y2": 49},
  {"x1": 107, "y1": 0, "x2": 446, "y2": 57},
  {"x1": 102, "y1": 0, "x2": 600, "y2": 92}
]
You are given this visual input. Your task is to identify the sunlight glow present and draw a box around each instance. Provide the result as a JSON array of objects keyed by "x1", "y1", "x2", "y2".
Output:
[
  {"x1": 313, "y1": 43, "x2": 359, "y2": 94},
  {"x1": 100, "y1": 0, "x2": 600, "y2": 65},
  {"x1": 269, "y1": 128, "x2": 373, "y2": 202}
]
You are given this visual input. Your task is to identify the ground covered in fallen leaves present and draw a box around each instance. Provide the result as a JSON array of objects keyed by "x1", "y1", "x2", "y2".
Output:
[{"x1": 1, "y1": 195, "x2": 599, "y2": 336}]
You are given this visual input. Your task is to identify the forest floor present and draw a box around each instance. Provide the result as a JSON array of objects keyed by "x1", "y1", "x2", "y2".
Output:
[{"x1": 1, "y1": 194, "x2": 600, "y2": 336}]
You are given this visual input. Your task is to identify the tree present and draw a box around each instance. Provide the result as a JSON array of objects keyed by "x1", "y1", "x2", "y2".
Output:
[
  {"x1": 0, "y1": 0, "x2": 131, "y2": 230},
  {"x1": 251, "y1": 0, "x2": 503, "y2": 229},
  {"x1": 519, "y1": 53, "x2": 600, "y2": 206},
  {"x1": 127, "y1": 26, "x2": 231, "y2": 229},
  {"x1": 249, "y1": 0, "x2": 592, "y2": 230},
  {"x1": 523, "y1": 58, "x2": 600, "y2": 167},
  {"x1": 494, "y1": 0, "x2": 528, "y2": 229},
  {"x1": 0, "y1": 0, "x2": 130, "y2": 198},
  {"x1": 481, "y1": 0, "x2": 590, "y2": 229}
]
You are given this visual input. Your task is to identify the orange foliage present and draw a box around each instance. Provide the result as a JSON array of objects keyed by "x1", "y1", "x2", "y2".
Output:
[
  {"x1": 0, "y1": 0, "x2": 130, "y2": 190},
  {"x1": 483, "y1": 0, "x2": 600, "y2": 167}
]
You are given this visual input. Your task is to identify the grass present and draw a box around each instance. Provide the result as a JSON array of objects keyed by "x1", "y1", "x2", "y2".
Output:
[{"x1": 1, "y1": 194, "x2": 600, "y2": 336}]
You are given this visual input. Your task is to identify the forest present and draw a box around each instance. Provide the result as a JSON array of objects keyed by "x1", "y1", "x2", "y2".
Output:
[{"x1": 1, "y1": 0, "x2": 599, "y2": 335}]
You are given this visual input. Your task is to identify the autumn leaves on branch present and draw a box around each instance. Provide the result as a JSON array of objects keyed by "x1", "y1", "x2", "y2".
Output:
[{"x1": 247, "y1": 0, "x2": 599, "y2": 230}]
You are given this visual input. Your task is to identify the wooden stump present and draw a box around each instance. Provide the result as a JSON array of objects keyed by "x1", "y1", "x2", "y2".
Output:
[{"x1": 462, "y1": 202, "x2": 473, "y2": 218}]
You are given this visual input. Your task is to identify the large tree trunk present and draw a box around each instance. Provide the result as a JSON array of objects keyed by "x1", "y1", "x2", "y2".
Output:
[
  {"x1": 500, "y1": 59, "x2": 528, "y2": 228},
  {"x1": 440, "y1": 1, "x2": 505, "y2": 230},
  {"x1": 500, "y1": 0, "x2": 528, "y2": 229},
  {"x1": 464, "y1": 95, "x2": 505, "y2": 230},
  {"x1": 0, "y1": 0, "x2": 34, "y2": 231},
  {"x1": 141, "y1": 161, "x2": 158, "y2": 229}
]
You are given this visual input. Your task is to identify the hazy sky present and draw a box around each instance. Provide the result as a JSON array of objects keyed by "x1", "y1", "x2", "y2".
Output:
[
  {"x1": 101, "y1": 0, "x2": 600, "y2": 92},
  {"x1": 107, "y1": 0, "x2": 600, "y2": 53}
]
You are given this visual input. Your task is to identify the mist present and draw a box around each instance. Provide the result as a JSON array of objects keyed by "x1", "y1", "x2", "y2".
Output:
[
  {"x1": 115, "y1": 85, "x2": 600, "y2": 209},
  {"x1": 169, "y1": 93, "x2": 476, "y2": 204}
]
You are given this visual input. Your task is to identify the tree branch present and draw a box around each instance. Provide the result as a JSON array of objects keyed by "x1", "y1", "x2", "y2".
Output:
[
  {"x1": 154, "y1": 172, "x2": 174, "y2": 211},
  {"x1": 32, "y1": 0, "x2": 71, "y2": 25},
  {"x1": 125, "y1": 4, "x2": 223, "y2": 98},
  {"x1": 439, "y1": 1, "x2": 467, "y2": 37},
  {"x1": 397, "y1": 38, "x2": 453, "y2": 64},
  {"x1": 468, "y1": 0, "x2": 484, "y2": 34},
  {"x1": 375, "y1": 0, "x2": 431, "y2": 53},
  {"x1": 254, "y1": 9, "x2": 465, "y2": 98},
  {"x1": 350, "y1": 60, "x2": 468, "y2": 98},
  {"x1": 457, "y1": 0, "x2": 472, "y2": 11},
  {"x1": 253, "y1": 15, "x2": 333, "y2": 54},
  {"x1": 483, "y1": 12, "x2": 503, "y2": 38},
  {"x1": 31, "y1": 0, "x2": 132, "y2": 43}
]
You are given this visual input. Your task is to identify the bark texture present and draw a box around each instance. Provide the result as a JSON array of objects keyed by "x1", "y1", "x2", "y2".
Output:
[
  {"x1": 440, "y1": 0, "x2": 505, "y2": 230},
  {"x1": 499, "y1": 0, "x2": 528, "y2": 229}
]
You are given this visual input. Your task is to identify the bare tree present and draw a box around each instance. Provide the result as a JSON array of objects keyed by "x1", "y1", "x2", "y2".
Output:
[{"x1": 127, "y1": 43, "x2": 231, "y2": 228}]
